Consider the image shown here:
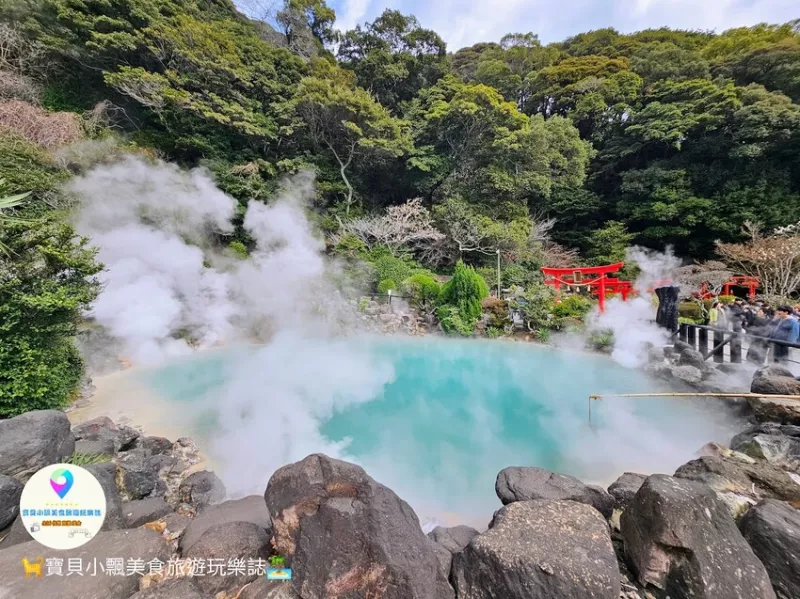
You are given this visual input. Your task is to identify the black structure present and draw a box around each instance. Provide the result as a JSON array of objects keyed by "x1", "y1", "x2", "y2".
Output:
[{"x1": 655, "y1": 285, "x2": 680, "y2": 333}]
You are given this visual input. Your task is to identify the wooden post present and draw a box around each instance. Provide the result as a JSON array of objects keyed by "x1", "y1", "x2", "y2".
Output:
[
  {"x1": 679, "y1": 323, "x2": 688, "y2": 343},
  {"x1": 598, "y1": 274, "x2": 606, "y2": 314},
  {"x1": 731, "y1": 320, "x2": 742, "y2": 363},
  {"x1": 713, "y1": 328, "x2": 725, "y2": 363},
  {"x1": 686, "y1": 325, "x2": 696, "y2": 349},
  {"x1": 698, "y1": 327, "x2": 708, "y2": 355}
]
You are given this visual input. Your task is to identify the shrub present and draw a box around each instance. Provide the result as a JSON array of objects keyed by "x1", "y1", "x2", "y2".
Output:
[
  {"x1": 436, "y1": 305, "x2": 474, "y2": 336},
  {"x1": 228, "y1": 240, "x2": 248, "y2": 258},
  {"x1": 402, "y1": 273, "x2": 441, "y2": 312},
  {"x1": 587, "y1": 329, "x2": 615, "y2": 352},
  {"x1": 0, "y1": 99, "x2": 84, "y2": 148},
  {"x1": 482, "y1": 296, "x2": 511, "y2": 328},
  {"x1": 718, "y1": 295, "x2": 736, "y2": 305},
  {"x1": 332, "y1": 232, "x2": 368, "y2": 259},
  {"x1": 511, "y1": 282, "x2": 556, "y2": 332},
  {"x1": 66, "y1": 452, "x2": 111, "y2": 466},
  {"x1": 373, "y1": 253, "x2": 416, "y2": 286},
  {"x1": 377, "y1": 278, "x2": 397, "y2": 293},
  {"x1": 552, "y1": 294, "x2": 594, "y2": 320}
]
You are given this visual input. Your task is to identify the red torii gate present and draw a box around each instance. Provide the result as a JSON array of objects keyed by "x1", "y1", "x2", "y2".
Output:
[{"x1": 541, "y1": 263, "x2": 633, "y2": 313}]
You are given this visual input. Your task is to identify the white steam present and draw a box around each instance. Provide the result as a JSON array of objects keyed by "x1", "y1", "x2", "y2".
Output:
[{"x1": 588, "y1": 246, "x2": 682, "y2": 368}]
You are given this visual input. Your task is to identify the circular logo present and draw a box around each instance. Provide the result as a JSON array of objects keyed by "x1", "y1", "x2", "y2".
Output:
[{"x1": 19, "y1": 464, "x2": 107, "y2": 549}]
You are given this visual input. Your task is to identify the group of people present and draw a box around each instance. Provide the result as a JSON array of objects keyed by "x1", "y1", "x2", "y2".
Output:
[{"x1": 708, "y1": 298, "x2": 800, "y2": 363}]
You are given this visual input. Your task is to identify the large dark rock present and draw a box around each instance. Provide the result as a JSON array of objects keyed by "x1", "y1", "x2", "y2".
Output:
[
  {"x1": 607, "y1": 472, "x2": 647, "y2": 511},
  {"x1": 452, "y1": 500, "x2": 620, "y2": 599},
  {"x1": 731, "y1": 423, "x2": 800, "y2": 470},
  {"x1": 674, "y1": 456, "x2": 800, "y2": 517},
  {"x1": 123, "y1": 497, "x2": 173, "y2": 528},
  {"x1": 0, "y1": 410, "x2": 75, "y2": 480},
  {"x1": 0, "y1": 528, "x2": 169, "y2": 599},
  {"x1": 72, "y1": 416, "x2": 139, "y2": 456},
  {"x1": 495, "y1": 466, "x2": 614, "y2": 518},
  {"x1": 131, "y1": 435, "x2": 173, "y2": 456},
  {"x1": 239, "y1": 578, "x2": 300, "y2": 599},
  {"x1": 678, "y1": 348, "x2": 706, "y2": 369},
  {"x1": 85, "y1": 462, "x2": 125, "y2": 530},
  {"x1": 621, "y1": 474, "x2": 775, "y2": 599},
  {"x1": 184, "y1": 521, "x2": 270, "y2": 597},
  {"x1": 739, "y1": 499, "x2": 800, "y2": 599},
  {"x1": 178, "y1": 470, "x2": 226, "y2": 511},
  {"x1": 265, "y1": 453, "x2": 453, "y2": 599},
  {"x1": 427, "y1": 525, "x2": 479, "y2": 581},
  {"x1": 116, "y1": 448, "x2": 161, "y2": 500},
  {"x1": 180, "y1": 494, "x2": 271, "y2": 554},
  {"x1": 751, "y1": 365, "x2": 800, "y2": 396},
  {"x1": 671, "y1": 364, "x2": 703, "y2": 385},
  {"x1": 128, "y1": 578, "x2": 208, "y2": 599},
  {"x1": 0, "y1": 513, "x2": 30, "y2": 548},
  {"x1": 0, "y1": 474, "x2": 23, "y2": 529}
]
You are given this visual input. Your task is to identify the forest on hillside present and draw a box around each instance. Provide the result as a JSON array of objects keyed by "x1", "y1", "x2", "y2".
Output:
[{"x1": 1, "y1": 0, "x2": 799, "y2": 413}]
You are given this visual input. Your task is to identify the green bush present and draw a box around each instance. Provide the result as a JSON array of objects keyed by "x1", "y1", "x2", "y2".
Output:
[
  {"x1": 511, "y1": 282, "x2": 556, "y2": 332},
  {"x1": 552, "y1": 294, "x2": 594, "y2": 320},
  {"x1": 228, "y1": 240, "x2": 248, "y2": 258},
  {"x1": 402, "y1": 274, "x2": 441, "y2": 312},
  {"x1": 679, "y1": 301, "x2": 702, "y2": 319},
  {"x1": 439, "y1": 261, "x2": 489, "y2": 323},
  {"x1": 436, "y1": 305, "x2": 474, "y2": 336},
  {"x1": 718, "y1": 295, "x2": 736, "y2": 305},
  {"x1": 482, "y1": 297, "x2": 511, "y2": 328},
  {"x1": 377, "y1": 279, "x2": 397, "y2": 293},
  {"x1": 373, "y1": 254, "x2": 416, "y2": 287},
  {"x1": 66, "y1": 452, "x2": 111, "y2": 465},
  {"x1": 587, "y1": 329, "x2": 615, "y2": 352},
  {"x1": 332, "y1": 233, "x2": 368, "y2": 259}
]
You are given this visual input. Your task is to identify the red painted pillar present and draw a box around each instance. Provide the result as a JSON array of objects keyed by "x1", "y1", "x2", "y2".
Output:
[
  {"x1": 598, "y1": 274, "x2": 606, "y2": 313},
  {"x1": 621, "y1": 287, "x2": 630, "y2": 301},
  {"x1": 748, "y1": 283, "x2": 756, "y2": 302},
  {"x1": 723, "y1": 283, "x2": 731, "y2": 296}
]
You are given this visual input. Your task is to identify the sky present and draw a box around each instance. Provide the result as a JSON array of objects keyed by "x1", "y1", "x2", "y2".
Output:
[{"x1": 328, "y1": 0, "x2": 798, "y2": 51}]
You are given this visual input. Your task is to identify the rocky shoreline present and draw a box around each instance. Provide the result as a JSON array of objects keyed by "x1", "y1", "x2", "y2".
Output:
[{"x1": 1, "y1": 355, "x2": 799, "y2": 598}]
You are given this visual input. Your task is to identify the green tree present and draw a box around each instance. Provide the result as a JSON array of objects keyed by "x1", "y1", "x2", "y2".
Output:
[
  {"x1": 437, "y1": 261, "x2": 489, "y2": 335},
  {"x1": 294, "y1": 71, "x2": 412, "y2": 213}
]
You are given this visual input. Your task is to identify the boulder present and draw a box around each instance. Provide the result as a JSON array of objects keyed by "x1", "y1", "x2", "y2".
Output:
[
  {"x1": 427, "y1": 525, "x2": 479, "y2": 581},
  {"x1": 0, "y1": 410, "x2": 75, "y2": 480},
  {"x1": 265, "y1": 453, "x2": 453, "y2": 599},
  {"x1": 621, "y1": 474, "x2": 775, "y2": 599},
  {"x1": 178, "y1": 471, "x2": 226, "y2": 511},
  {"x1": 671, "y1": 364, "x2": 703, "y2": 385},
  {"x1": 239, "y1": 578, "x2": 300, "y2": 599},
  {"x1": 678, "y1": 348, "x2": 706, "y2": 369},
  {"x1": 607, "y1": 472, "x2": 647, "y2": 511},
  {"x1": 0, "y1": 514, "x2": 30, "y2": 549},
  {"x1": 495, "y1": 466, "x2": 614, "y2": 518},
  {"x1": 180, "y1": 494, "x2": 271, "y2": 554},
  {"x1": 72, "y1": 416, "x2": 139, "y2": 456},
  {"x1": 731, "y1": 424, "x2": 800, "y2": 470},
  {"x1": 184, "y1": 521, "x2": 270, "y2": 597},
  {"x1": 696, "y1": 441, "x2": 757, "y2": 463},
  {"x1": 674, "y1": 456, "x2": 800, "y2": 517},
  {"x1": 0, "y1": 474, "x2": 23, "y2": 529},
  {"x1": 0, "y1": 528, "x2": 170, "y2": 599},
  {"x1": 132, "y1": 436, "x2": 174, "y2": 456},
  {"x1": 116, "y1": 448, "x2": 161, "y2": 500},
  {"x1": 123, "y1": 497, "x2": 173, "y2": 528},
  {"x1": 751, "y1": 365, "x2": 800, "y2": 396},
  {"x1": 739, "y1": 499, "x2": 800, "y2": 599},
  {"x1": 85, "y1": 462, "x2": 125, "y2": 530},
  {"x1": 128, "y1": 578, "x2": 208, "y2": 599},
  {"x1": 748, "y1": 396, "x2": 800, "y2": 426},
  {"x1": 427, "y1": 525, "x2": 479, "y2": 554},
  {"x1": 644, "y1": 362, "x2": 672, "y2": 380},
  {"x1": 452, "y1": 500, "x2": 620, "y2": 599}
]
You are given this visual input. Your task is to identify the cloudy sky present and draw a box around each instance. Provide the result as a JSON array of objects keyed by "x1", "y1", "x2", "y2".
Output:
[{"x1": 329, "y1": 0, "x2": 798, "y2": 51}]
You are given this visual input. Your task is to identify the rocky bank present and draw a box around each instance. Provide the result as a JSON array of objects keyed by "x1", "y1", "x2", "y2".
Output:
[{"x1": 1, "y1": 360, "x2": 799, "y2": 599}]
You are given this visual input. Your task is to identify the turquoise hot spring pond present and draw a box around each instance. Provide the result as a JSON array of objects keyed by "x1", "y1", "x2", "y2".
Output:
[{"x1": 125, "y1": 335, "x2": 741, "y2": 526}]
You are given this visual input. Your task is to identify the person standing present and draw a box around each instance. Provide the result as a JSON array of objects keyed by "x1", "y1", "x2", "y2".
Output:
[
  {"x1": 746, "y1": 308, "x2": 770, "y2": 364},
  {"x1": 709, "y1": 301, "x2": 728, "y2": 329},
  {"x1": 768, "y1": 305, "x2": 800, "y2": 363}
]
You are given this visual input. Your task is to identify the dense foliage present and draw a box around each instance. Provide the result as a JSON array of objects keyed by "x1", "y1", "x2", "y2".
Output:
[{"x1": 1, "y1": 0, "x2": 800, "y2": 404}]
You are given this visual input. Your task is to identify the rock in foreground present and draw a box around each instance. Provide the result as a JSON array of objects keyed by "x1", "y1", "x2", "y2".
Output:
[
  {"x1": 265, "y1": 453, "x2": 453, "y2": 599},
  {"x1": 0, "y1": 410, "x2": 75, "y2": 480},
  {"x1": 180, "y1": 494, "x2": 271, "y2": 553},
  {"x1": 0, "y1": 474, "x2": 23, "y2": 529},
  {"x1": 0, "y1": 529, "x2": 169, "y2": 599},
  {"x1": 452, "y1": 500, "x2": 620, "y2": 599},
  {"x1": 607, "y1": 472, "x2": 647, "y2": 511},
  {"x1": 495, "y1": 466, "x2": 614, "y2": 517},
  {"x1": 739, "y1": 499, "x2": 800, "y2": 599},
  {"x1": 621, "y1": 474, "x2": 775, "y2": 599}
]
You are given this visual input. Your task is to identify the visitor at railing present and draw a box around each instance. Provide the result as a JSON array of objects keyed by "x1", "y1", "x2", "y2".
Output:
[
  {"x1": 767, "y1": 305, "x2": 800, "y2": 363},
  {"x1": 746, "y1": 308, "x2": 771, "y2": 364},
  {"x1": 708, "y1": 301, "x2": 728, "y2": 330}
]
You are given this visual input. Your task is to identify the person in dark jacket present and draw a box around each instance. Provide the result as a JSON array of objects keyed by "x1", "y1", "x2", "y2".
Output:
[
  {"x1": 746, "y1": 308, "x2": 770, "y2": 364},
  {"x1": 768, "y1": 305, "x2": 800, "y2": 363}
]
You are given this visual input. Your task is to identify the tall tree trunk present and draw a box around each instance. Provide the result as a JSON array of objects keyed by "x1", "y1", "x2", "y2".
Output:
[{"x1": 327, "y1": 141, "x2": 355, "y2": 215}]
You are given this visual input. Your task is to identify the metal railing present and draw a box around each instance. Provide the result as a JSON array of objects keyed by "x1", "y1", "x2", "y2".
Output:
[{"x1": 678, "y1": 322, "x2": 800, "y2": 365}]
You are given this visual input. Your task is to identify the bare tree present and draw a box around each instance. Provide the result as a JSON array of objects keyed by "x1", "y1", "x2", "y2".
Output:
[
  {"x1": 717, "y1": 222, "x2": 800, "y2": 300},
  {"x1": 332, "y1": 198, "x2": 445, "y2": 258},
  {"x1": 675, "y1": 260, "x2": 733, "y2": 318}
]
